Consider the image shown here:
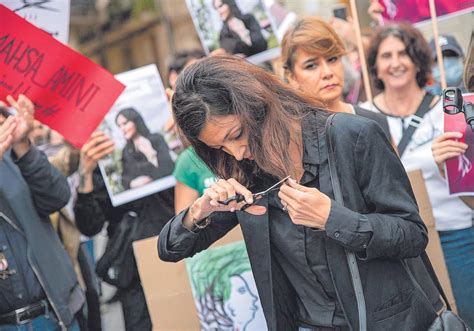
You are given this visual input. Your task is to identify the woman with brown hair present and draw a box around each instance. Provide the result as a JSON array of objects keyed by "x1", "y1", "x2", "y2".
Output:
[
  {"x1": 158, "y1": 55, "x2": 442, "y2": 330},
  {"x1": 364, "y1": 23, "x2": 474, "y2": 327},
  {"x1": 280, "y1": 17, "x2": 390, "y2": 139}
]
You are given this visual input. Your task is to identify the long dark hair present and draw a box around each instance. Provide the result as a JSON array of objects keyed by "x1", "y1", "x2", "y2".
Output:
[
  {"x1": 172, "y1": 55, "x2": 327, "y2": 185},
  {"x1": 115, "y1": 107, "x2": 151, "y2": 140},
  {"x1": 367, "y1": 23, "x2": 432, "y2": 90},
  {"x1": 213, "y1": 0, "x2": 243, "y2": 20}
]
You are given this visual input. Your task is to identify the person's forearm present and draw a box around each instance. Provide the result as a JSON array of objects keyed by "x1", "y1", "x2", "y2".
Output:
[
  {"x1": 12, "y1": 138, "x2": 31, "y2": 159},
  {"x1": 78, "y1": 169, "x2": 94, "y2": 193},
  {"x1": 15, "y1": 145, "x2": 71, "y2": 217},
  {"x1": 182, "y1": 210, "x2": 195, "y2": 230},
  {"x1": 183, "y1": 199, "x2": 210, "y2": 231}
]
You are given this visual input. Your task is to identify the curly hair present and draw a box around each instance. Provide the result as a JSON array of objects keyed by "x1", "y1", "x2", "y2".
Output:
[{"x1": 367, "y1": 22, "x2": 433, "y2": 90}]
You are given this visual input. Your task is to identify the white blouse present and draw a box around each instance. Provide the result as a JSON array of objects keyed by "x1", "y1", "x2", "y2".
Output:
[{"x1": 361, "y1": 99, "x2": 473, "y2": 231}]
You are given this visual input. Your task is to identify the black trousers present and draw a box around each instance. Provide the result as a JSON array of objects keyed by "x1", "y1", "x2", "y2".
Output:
[
  {"x1": 119, "y1": 281, "x2": 152, "y2": 331},
  {"x1": 77, "y1": 245, "x2": 102, "y2": 331}
]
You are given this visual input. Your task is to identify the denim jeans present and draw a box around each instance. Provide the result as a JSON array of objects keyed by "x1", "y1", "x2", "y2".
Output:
[
  {"x1": 439, "y1": 226, "x2": 474, "y2": 328},
  {"x1": 0, "y1": 315, "x2": 79, "y2": 331}
]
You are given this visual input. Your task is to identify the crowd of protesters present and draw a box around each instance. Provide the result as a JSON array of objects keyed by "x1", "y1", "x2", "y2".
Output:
[{"x1": 0, "y1": 5, "x2": 473, "y2": 331}]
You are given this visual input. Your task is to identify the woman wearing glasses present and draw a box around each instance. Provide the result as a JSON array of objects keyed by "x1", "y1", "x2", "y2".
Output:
[{"x1": 158, "y1": 56, "x2": 441, "y2": 330}]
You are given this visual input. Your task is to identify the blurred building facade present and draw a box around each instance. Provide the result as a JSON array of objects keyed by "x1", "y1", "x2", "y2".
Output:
[
  {"x1": 70, "y1": 0, "x2": 472, "y2": 85},
  {"x1": 70, "y1": 0, "x2": 201, "y2": 83}
]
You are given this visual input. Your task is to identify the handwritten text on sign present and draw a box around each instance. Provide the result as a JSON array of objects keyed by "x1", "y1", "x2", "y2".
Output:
[{"x1": 0, "y1": 5, "x2": 125, "y2": 147}]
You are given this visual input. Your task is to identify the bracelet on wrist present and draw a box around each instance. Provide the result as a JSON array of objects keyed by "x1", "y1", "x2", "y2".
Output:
[{"x1": 192, "y1": 216, "x2": 211, "y2": 229}]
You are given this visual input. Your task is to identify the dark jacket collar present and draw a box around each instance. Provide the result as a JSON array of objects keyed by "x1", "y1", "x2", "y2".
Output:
[{"x1": 302, "y1": 111, "x2": 328, "y2": 166}]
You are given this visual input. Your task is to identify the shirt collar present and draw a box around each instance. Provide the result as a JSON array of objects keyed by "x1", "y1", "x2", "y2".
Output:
[{"x1": 301, "y1": 113, "x2": 322, "y2": 168}]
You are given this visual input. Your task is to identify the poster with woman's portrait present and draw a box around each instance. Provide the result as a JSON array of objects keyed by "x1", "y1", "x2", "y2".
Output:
[
  {"x1": 185, "y1": 240, "x2": 267, "y2": 331},
  {"x1": 98, "y1": 64, "x2": 176, "y2": 206},
  {"x1": 186, "y1": 0, "x2": 280, "y2": 64}
]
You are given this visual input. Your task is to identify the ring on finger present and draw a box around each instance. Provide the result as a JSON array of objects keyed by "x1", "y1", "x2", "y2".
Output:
[{"x1": 282, "y1": 201, "x2": 288, "y2": 212}]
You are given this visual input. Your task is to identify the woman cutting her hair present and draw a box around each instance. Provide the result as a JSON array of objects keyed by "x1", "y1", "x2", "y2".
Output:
[{"x1": 158, "y1": 56, "x2": 441, "y2": 330}]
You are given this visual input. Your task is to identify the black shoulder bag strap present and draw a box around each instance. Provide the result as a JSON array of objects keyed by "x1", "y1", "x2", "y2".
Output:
[
  {"x1": 421, "y1": 251, "x2": 452, "y2": 310},
  {"x1": 397, "y1": 93, "x2": 435, "y2": 157},
  {"x1": 325, "y1": 114, "x2": 367, "y2": 331}
]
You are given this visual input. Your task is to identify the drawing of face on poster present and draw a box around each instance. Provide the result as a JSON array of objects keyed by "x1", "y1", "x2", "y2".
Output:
[
  {"x1": 186, "y1": 0, "x2": 281, "y2": 64},
  {"x1": 185, "y1": 241, "x2": 267, "y2": 331},
  {"x1": 224, "y1": 271, "x2": 259, "y2": 329},
  {"x1": 2, "y1": 0, "x2": 70, "y2": 43},
  {"x1": 98, "y1": 64, "x2": 176, "y2": 206}
]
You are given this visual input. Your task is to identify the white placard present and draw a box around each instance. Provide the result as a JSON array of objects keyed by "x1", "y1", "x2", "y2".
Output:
[
  {"x1": 98, "y1": 64, "x2": 176, "y2": 207},
  {"x1": 186, "y1": 0, "x2": 281, "y2": 64},
  {"x1": 1, "y1": 0, "x2": 70, "y2": 44}
]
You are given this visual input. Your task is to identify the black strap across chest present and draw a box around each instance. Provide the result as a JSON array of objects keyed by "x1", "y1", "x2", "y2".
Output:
[{"x1": 397, "y1": 93, "x2": 435, "y2": 157}]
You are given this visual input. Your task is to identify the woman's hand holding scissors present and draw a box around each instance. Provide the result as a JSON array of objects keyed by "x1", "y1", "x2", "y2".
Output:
[{"x1": 183, "y1": 178, "x2": 269, "y2": 230}]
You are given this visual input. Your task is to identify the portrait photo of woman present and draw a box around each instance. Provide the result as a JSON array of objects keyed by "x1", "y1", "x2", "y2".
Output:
[
  {"x1": 115, "y1": 107, "x2": 174, "y2": 190},
  {"x1": 186, "y1": 0, "x2": 279, "y2": 63},
  {"x1": 98, "y1": 64, "x2": 176, "y2": 206},
  {"x1": 213, "y1": 0, "x2": 267, "y2": 57}
]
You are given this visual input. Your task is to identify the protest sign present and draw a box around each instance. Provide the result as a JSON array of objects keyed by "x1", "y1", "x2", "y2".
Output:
[
  {"x1": 349, "y1": 0, "x2": 373, "y2": 104},
  {"x1": 407, "y1": 170, "x2": 457, "y2": 311},
  {"x1": 1, "y1": 0, "x2": 71, "y2": 43},
  {"x1": 444, "y1": 93, "x2": 474, "y2": 195},
  {"x1": 0, "y1": 4, "x2": 125, "y2": 148},
  {"x1": 98, "y1": 64, "x2": 175, "y2": 206},
  {"x1": 377, "y1": 0, "x2": 472, "y2": 24},
  {"x1": 186, "y1": 0, "x2": 280, "y2": 64},
  {"x1": 133, "y1": 226, "x2": 267, "y2": 331}
]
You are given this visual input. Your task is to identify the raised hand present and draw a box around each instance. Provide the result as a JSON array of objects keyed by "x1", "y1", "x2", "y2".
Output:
[
  {"x1": 0, "y1": 116, "x2": 17, "y2": 160},
  {"x1": 0, "y1": 94, "x2": 36, "y2": 158},
  {"x1": 78, "y1": 131, "x2": 114, "y2": 193},
  {"x1": 0, "y1": 95, "x2": 35, "y2": 144},
  {"x1": 79, "y1": 131, "x2": 115, "y2": 175},
  {"x1": 432, "y1": 132, "x2": 468, "y2": 165}
]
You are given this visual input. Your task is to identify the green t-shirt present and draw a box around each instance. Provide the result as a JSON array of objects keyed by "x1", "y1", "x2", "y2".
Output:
[{"x1": 173, "y1": 147, "x2": 217, "y2": 196}]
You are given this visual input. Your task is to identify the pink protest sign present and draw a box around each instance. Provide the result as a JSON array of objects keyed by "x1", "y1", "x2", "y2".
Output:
[
  {"x1": 0, "y1": 4, "x2": 125, "y2": 147},
  {"x1": 444, "y1": 94, "x2": 474, "y2": 195},
  {"x1": 379, "y1": 0, "x2": 473, "y2": 24}
]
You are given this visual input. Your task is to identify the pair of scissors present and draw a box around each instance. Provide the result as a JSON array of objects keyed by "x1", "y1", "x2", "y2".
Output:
[{"x1": 218, "y1": 175, "x2": 291, "y2": 209}]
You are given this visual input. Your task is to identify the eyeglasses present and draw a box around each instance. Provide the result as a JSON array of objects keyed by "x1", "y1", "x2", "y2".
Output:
[{"x1": 218, "y1": 175, "x2": 290, "y2": 208}]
